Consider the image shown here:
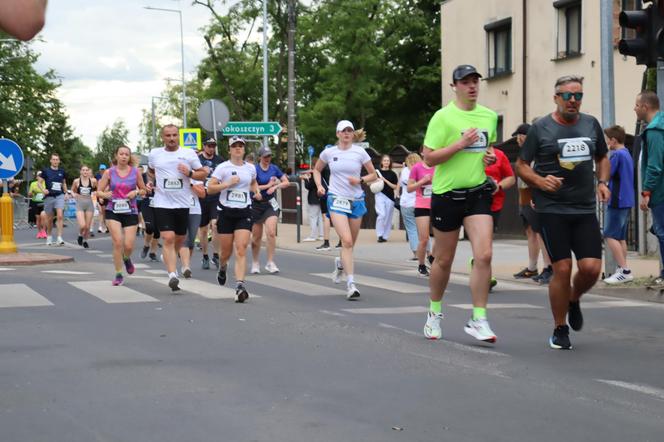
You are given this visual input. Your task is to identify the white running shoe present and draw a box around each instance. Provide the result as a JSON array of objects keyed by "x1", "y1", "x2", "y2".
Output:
[
  {"x1": 250, "y1": 262, "x2": 260, "y2": 274},
  {"x1": 331, "y1": 257, "x2": 344, "y2": 284},
  {"x1": 46, "y1": 236, "x2": 53, "y2": 246},
  {"x1": 346, "y1": 283, "x2": 360, "y2": 300},
  {"x1": 603, "y1": 269, "x2": 634, "y2": 285},
  {"x1": 423, "y1": 311, "x2": 443, "y2": 340},
  {"x1": 302, "y1": 236, "x2": 317, "y2": 242},
  {"x1": 265, "y1": 262, "x2": 279, "y2": 274},
  {"x1": 57, "y1": 236, "x2": 65, "y2": 246},
  {"x1": 464, "y1": 318, "x2": 497, "y2": 343}
]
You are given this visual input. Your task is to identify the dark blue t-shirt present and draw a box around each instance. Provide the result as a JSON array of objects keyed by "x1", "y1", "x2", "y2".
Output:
[
  {"x1": 255, "y1": 163, "x2": 284, "y2": 200},
  {"x1": 609, "y1": 147, "x2": 635, "y2": 209},
  {"x1": 198, "y1": 153, "x2": 224, "y2": 201},
  {"x1": 41, "y1": 167, "x2": 67, "y2": 197}
]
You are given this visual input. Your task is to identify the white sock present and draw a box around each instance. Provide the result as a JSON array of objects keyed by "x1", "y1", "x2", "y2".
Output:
[
  {"x1": 346, "y1": 274, "x2": 354, "y2": 286},
  {"x1": 168, "y1": 272, "x2": 178, "y2": 279},
  {"x1": 528, "y1": 259, "x2": 538, "y2": 271}
]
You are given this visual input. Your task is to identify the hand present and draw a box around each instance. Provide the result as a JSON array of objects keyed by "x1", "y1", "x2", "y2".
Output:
[
  {"x1": 267, "y1": 186, "x2": 276, "y2": 195},
  {"x1": 177, "y1": 163, "x2": 190, "y2": 176},
  {"x1": 228, "y1": 176, "x2": 240, "y2": 186},
  {"x1": 253, "y1": 192, "x2": 263, "y2": 201},
  {"x1": 538, "y1": 175, "x2": 564, "y2": 192},
  {"x1": 483, "y1": 146, "x2": 496, "y2": 166},
  {"x1": 461, "y1": 128, "x2": 480, "y2": 148},
  {"x1": 348, "y1": 176, "x2": 361, "y2": 185},
  {"x1": 317, "y1": 186, "x2": 325, "y2": 197},
  {"x1": 43, "y1": 189, "x2": 49, "y2": 196},
  {"x1": 146, "y1": 182, "x2": 154, "y2": 193},
  {"x1": 127, "y1": 190, "x2": 137, "y2": 200},
  {"x1": 489, "y1": 177, "x2": 500, "y2": 195},
  {"x1": 422, "y1": 174, "x2": 432, "y2": 185},
  {"x1": 597, "y1": 183, "x2": 610, "y2": 203},
  {"x1": 641, "y1": 195, "x2": 650, "y2": 211}
]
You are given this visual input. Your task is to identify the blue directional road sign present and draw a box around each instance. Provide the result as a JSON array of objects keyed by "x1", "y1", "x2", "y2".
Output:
[{"x1": 0, "y1": 138, "x2": 24, "y2": 180}]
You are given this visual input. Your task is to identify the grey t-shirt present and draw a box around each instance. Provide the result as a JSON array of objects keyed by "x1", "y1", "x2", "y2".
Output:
[{"x1": 519, "y1": 113, "x2": 608, "y2": 214}]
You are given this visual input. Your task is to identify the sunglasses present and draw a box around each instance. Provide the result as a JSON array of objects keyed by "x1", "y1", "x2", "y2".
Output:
[{"x1": 556, "y1": 92, "x2": 583, "y2": 101}]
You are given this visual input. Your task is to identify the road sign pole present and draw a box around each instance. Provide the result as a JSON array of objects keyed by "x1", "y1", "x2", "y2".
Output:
[
  {"x1": 211, "y1": 100, "x2": 218, "y2": 144},
  {"x1": 0, "y1": 179, "x2": 17, "y2": 254}
]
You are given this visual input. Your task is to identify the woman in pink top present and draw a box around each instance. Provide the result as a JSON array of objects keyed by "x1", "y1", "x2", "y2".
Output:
[{"x1": 407, "y1": 159, "x2": 434, "y2": 277}]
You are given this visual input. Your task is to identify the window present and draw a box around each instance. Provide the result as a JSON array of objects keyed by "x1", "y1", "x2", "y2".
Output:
[
  {"x1": 484, "y1": 18, "x2": 512, "y2": 78},
  {"x1": 621, "y1": 0, "x2": 643, "y2": 40},
  {"x1": 554, "y1": 0, "x2": 582, "y2": 58}
]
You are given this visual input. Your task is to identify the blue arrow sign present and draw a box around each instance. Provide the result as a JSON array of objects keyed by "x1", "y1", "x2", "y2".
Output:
[{"x1": 0, "y1": 138, "x2": 24, "y2": 180}]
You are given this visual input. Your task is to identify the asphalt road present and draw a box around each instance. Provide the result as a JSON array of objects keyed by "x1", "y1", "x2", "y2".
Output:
[{"x1": 1, "y1": 228, "x2": 663, "y2": 441}]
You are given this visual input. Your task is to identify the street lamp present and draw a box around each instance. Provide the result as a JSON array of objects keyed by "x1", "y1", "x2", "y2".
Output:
[
  {"x1": 144, "y1": 6, "x2": 187, "y2": 128},
  {"x1": 151, "y1": 96, "x2": 168, "y2": 147}
]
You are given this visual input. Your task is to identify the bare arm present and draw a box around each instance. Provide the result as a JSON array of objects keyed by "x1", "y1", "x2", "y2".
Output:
[
  {"x1": 313, "y1": 159, "x2": 326, "y2": 196},
  {"x1": 515, "y1": 158, "x2": 563, "y2": 193}
]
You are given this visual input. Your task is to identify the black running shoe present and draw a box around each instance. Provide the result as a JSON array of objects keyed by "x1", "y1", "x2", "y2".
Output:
[
  {"x1": 168, "y1": 276, "x2": 180, "y2": 292},
  {"x1": 235, "y1": 285, "x2": 248, "y2": 303},
  {"x1": 538, "y1": 267, "x2": 553, "y2": 285},
  {"x1": 315, "y1": 242, "x2": 331, "y2": 251},
  {"x1": 568, "y1": 301, "x2": 583, "y2": 331},
  {"x1": 427, "y1": 254, "x2": 434, "y2": 266},
  {"x1": 83, "y1": 241, "x2": 89, "y2": 249},
  {"x1": 513, "y1": 267, "x2": 538, "y2": 279},
  {"x1": 149, "y1": 253, "x2": 158, "y2": 262},
  {"x1": 141, "y1": 246, "x2": 149, "y2": 259},
  {"x1": 549, "y1": 325, "x2": 572, "y2": 350},
  {"x1": 217, "y1": 265, "x2": 227, "y2": 286},
  {"x1": 418, "y1": 264, "x2": 429, "y2": 277},
  {"x1": 77, "y1": 235, "x2": 83, "y2": 246}
]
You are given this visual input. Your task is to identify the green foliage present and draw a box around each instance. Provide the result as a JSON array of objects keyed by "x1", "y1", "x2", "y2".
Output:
[{"x1": 94, "y1": 119, "x2": 129, "y2": 167}]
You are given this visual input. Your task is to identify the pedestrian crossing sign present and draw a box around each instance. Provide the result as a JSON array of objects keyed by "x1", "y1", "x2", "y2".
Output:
[{"x1": 179, "y1": 128, "x2": 202, "y2": 150}]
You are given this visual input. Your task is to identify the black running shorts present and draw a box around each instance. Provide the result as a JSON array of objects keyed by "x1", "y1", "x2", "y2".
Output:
[
  {"x1": 539, "y1": 212, "x2": 602, "y2": 263},
  {"x1": 105, "y1": 211, "x2": 139, "y2": 228},
  {"x1": 217, "y1": 205, "x2": 253, "y2": 234},
  {"x1": 154, "y1": 207, "x2": 189, "y2": 236},
  {"x1": 199, "y1": 198, "x2": 218, "y2": 227},
  {"x1": 431, "y1": 189, "x2": 492, "y2": 232}
]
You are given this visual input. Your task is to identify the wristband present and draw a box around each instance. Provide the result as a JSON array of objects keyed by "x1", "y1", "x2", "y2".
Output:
[{"x1": 188, "y1": 169, "x2": 193, "y2": 178}]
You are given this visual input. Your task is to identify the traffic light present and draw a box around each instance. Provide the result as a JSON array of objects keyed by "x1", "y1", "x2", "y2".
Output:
[{"x1": 618, "y1": 0, "x2": 664, "y2": 67}]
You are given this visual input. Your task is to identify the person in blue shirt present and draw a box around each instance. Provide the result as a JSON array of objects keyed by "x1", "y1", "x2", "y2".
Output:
[
  {"x1": 250, "y1": 146, "x2": 289, "y2": 274},
  {"x1": 602, "y1": 125, "x2": 635, "y2": 284},
  {"x1": 39, "y1": 153, "x2": 68, "y2": 246}
]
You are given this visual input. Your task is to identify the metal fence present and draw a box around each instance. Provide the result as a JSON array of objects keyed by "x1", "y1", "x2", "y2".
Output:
[{"x1": 12, "y1": 196, "x2": 30, "y2": 230}]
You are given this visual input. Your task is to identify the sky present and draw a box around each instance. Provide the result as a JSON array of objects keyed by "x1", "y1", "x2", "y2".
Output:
[{"x1": 32, "y1": 0, "x2": 218, "y2": 150}]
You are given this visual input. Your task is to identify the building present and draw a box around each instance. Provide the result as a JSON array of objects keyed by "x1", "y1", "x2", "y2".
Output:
[{"x1": 440, "y1": 0, "x2": 644, "y2": 142}]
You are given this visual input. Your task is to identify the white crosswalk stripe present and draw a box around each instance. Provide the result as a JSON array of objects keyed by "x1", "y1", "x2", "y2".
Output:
[
  {"x1": 0, "y1": 284, "x2": 53, "y2": 308},
  {"x1": 343, "y1": 306, "x2": 428, "y2": 315},
  {"x1": 150, "y1": 277, "x2": 253, "y2": 300},
  {"x1": 247, "y1": 274, "x2": 345, "y2": 296},
  {"x1": 311, "y1": 273, "x2": 427, "y2": 293},
  {"x1": 389, "y1": 270, "x2": 540, "y2": 291},
  {"x1": 42, "y1": 270, "x2": 93, "y2": 275},
  {"x1": 68, "y1": 280, "x2": 159, "y2": 303},
  {"x1": 449, "y1": 303, "x2": 543, "y2": 310}
]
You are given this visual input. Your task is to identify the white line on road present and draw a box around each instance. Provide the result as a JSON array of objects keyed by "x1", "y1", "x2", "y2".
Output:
[
  {"x1": 132, "y1": 263, "x2": 150, "y2": 269},
  {"x1": 583, "y1": 300, "x2": 661, "y2": 309},
  {"x1": 343, "y1": 306, "x2": 429, "y2": 315},
  {"x1": 0, "y1": 267, "x2": 14, "y2": 271},
  {"x1": 144, "y1": 269, "x2": 168, "y2": 275},
  {"x1": 311, "y1": 273, "x2": 427, "y2": 293},
  {"x1": 0, "y1": 284, "x2": 53, "y2": 308},
  {"x1": 98, "y1": 254, "x2": 113, "y2": 258},
  {"x1": 319, "y1": 309, "x2": 347, "y2": 317},
  {"x1": 86, "y1": 250, "x2": 103, "y2": 254},
  {"x1": 596, "y1": 379, "x2": 664, "y2": 401},
  {"x1": 68, "y1": 281, "x2": 159, "y2": 304},
  {"x1": 150, "y1": 277, "x2": 253, "y2": 300},
  {"x1": 449, "y1": 303, "x2": 543, "y2": 310},
  {"x1": 247, "y1": 274, "x2": 345, "y2": 296},
  {"x1": 42, "y1": 270, "x2": 93, "y2": 275}
]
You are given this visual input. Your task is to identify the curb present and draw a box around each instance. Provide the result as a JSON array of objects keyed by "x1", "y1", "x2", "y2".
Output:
[{"x1": 0, "y1": 253, "x2": 75, "y2": 266}]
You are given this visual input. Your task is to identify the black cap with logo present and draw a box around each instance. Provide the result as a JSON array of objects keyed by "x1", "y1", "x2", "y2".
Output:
[
  {"x1": 452, "y1": 65, "x2": 482, "y2": 82},
  {"x1": 511, "y1": 123, "x2": 531, "y2": 137}
]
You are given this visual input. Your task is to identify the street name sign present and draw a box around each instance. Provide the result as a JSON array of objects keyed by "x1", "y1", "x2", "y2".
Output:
[{"x1": 222, "y1": 122, "x2": 282, "y2": 137}]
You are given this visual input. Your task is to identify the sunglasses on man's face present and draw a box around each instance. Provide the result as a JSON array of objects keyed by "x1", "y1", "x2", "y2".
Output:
[{"x1": 556, "y1": 92, "x2": 583, "y2": 101}]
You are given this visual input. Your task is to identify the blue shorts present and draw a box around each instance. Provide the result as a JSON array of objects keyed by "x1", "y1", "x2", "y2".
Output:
[
  {"x1": 326, "y1": 194, "x2": 367, "y2": 219},
  {"x1": 604, "y1": 207, "x2": 630, "y2": 240}
]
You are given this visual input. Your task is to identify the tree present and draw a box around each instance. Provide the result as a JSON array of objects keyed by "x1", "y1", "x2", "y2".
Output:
[{"x1": 95, "y1": 120, "x2": 129, "y2": 167}]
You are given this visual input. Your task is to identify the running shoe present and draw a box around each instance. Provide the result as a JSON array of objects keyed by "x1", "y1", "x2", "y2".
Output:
[
  {"x1": 603, "y1": 269, "x2": 634, "y2": 285},
  {"x1": 315, "y1": 242, "x2": 331, "y2": 251},
  {"x1": 141, "y1": 246, "x2": 150, "y2": 259},
  {"x1": 217, "y1": 264, "x2": 227, "y2": 286},
  {"x1": 168, "y1": 276, "x2": 180, "y2": 292},
  {"x1": 201, "y1": 256, "x2": 210, "y2": 270},
  {"x1": 332, "y1": 257, "x2": 344, "y2": 284},
  {"x1": 549, "y1": 325, "x2": 572, "y2": 350},
  {"x1": 346, "y1": 283, "x2": 360, "y2": 300},
  {"x1": 57, "y1": 236, "x2": 65, "y2": 246},
  {"x1": 265, "y1": 262, "x2": 279, "y2": 274},
  {"x1": 123, "y1": 258, "x2": 135, "y2": 275},
  {"x1": 182, "y1": 268, "x2": 192, "y2": 279},
  {"x1": 77, "y1": 235, "x2": 83, "y2": 246},
  {"x1": 89, "y1": 231, "x2": 95, "y2": 237},
  {"x1": 513, "y1": 267, "x2": 538, "y2": 279},
  {"x1": 418, "y1": 264, "x2": 430, "y2": 277},
  {"x1": 250, "y1": 262, "x2": 261, "y2": 274},
  {"x1": 83, "y1": 241, "x2": 89, "y2": 249},
  {"x1": 490, "y1": 277, "x2": 497, "y2": 290},
  {"x1": 46, "y1": 236, "x2": 53, "y2": 246},
  {"x1": 377, "y1": 236, "x2": 386, "y2": 243},
  {"x1": 235, "y1": 284, "x2": 249, "y2": 303},
  {"x1": 427, "y1": 254, "x2": 434, "y2": 266},
  {"x1": 568, "y1": 301, "x2": 583, "y2": 331},
  {"x1": 423, "y1": 311, "x2": 443, "y2": 340},
  {"x1": 302, "y1": 236, "x2": 317, "y2": 242},
  {"x1": 149, "y1": 253, "x2": 158, "y2": 262},
  {"x1": 112, "y1": 274, "x2": 124, "y2": 286},
  {"x1": 464, "y1": 317, "x2": 497, "y2": 343},
  {"x1": 212, "y1": 255, "x2": 220, "y2": 269},
  {"x1": 533, "y1": 266, "x2": 553, "y2": 284},
  {"x1": 335, "y1": 241, "x2": 342, "y2": 249}
]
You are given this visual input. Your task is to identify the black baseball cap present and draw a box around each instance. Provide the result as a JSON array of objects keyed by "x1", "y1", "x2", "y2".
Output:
[
  {"x1": 452, "y1": 64, "x2": 482, "y2": 82},
  {"x1": 203, "y1": 137, "x2": 217, "y2": 145},
  {"x1": 511, "y1": 123, "x2": 531, "y2": 137}
]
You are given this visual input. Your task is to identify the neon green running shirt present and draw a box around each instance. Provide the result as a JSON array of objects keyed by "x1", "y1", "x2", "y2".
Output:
[{"x1": 423, "y1": 101, "x2": 498, "y2": 194}]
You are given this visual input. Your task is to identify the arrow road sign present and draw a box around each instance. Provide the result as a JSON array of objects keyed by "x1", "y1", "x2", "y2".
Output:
[
  {"x1": 0, "y1": 138, "x2": 24, "y2": 180},
  {"x1": 222, "y1": 122, "x2": 282, "y2": 137}
]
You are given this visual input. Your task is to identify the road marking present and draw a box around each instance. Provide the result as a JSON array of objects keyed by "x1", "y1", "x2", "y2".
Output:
[
  {"x1": 42, "y1": 270, "x2": 93, "y2": 275},
  {"x1": 343, "y1": 306, "x2": 428, "y2": 315},
  {"x1": 449, "y1": 303, "x2": 543, "y2": 310},
  {"x1": 132, "y1": 263, "x2": 150, "y2": 269},
  {"x1": 319, "y1": 309, "x2": 347, "y2": 317},
  {"x1": 151, "y1": 278, "x2": 253, "y2": 300},
  {"x1": 0, "y1": 267, "x2": 14, "y2": 271},
  {"x1": 69, "y1": 281, "x2": 159, "y2": 303},
  {"x1": 583, "y1": 300, "x2": 658, "y2": 309},
  {"x1": 596, "y1": 379, "x2": 664, "y2": 401},
  {"x1": 247, "y1": 274, "x2": 344, "y2": 296},
  {"x1": 86, "y1": 250, "x2": 103, "y2": 254},
  {"x1": 144, "y1": 269, "x2": 168, "y2": 275},
  {"x1": 0, "y1": 284, "x2": 53, "y2": 308},
  {"x1": 448, "y1": 273, "x2": 541, "y2": 291},
  {"x1": 98, "y1": 254, "x2": 113, "y2": 258},
  {"x1": 311, "y1": 273, "x2": 427, "y2": 293}
]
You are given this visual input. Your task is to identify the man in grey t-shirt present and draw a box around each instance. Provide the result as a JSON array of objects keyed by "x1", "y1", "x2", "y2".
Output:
[{"x1": 516, "y1": 75, "x2": 610, "y2": 350}]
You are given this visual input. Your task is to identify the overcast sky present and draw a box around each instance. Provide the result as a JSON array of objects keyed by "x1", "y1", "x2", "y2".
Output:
[{"x1": 32, "y1": 0, "x2": 218, "y2": 150}]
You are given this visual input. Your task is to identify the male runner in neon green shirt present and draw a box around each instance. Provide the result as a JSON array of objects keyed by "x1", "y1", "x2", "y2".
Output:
[{"x1": 422, "y1": 64, "x2": 499, "y2": 343}]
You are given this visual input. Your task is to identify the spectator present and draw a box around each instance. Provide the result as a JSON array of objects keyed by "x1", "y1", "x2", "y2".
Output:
[
  {"x1": 301, "y1": 163, "x2": 323, "y2": 242},
  {"x1": 374, "y1": 154, "x2": 398, "y2": 242},
  {"x1": 398, "y1": 153, "x2": 420, "y2": 261}
]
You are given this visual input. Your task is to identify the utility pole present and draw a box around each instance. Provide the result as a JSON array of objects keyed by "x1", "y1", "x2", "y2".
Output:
[
  {"x1": 287, "y1": 0, "x2": 297, "y2": 173},
  {"x1": 262, "y1": 0, "x2": 269, "y2": 149}
]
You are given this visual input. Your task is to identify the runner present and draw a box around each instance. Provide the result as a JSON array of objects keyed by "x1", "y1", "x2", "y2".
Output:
[
  {"x1": 421, "y1": 65, "x2": 499, "y2": 342},
  {"x1": 179, "y1": 178, "x2": 205, "y2": 278},
  {"x1": 147, "y1": 124, "x2": 207, "y2": 292},
  {"x1": 198, "y1": 137, "x2": 224, "y2": 270},
  {"x1": 71, "y1": 165, "x2": 97, "y2": 248},
  {"x1": 250, "y1": 146, "x2": 289, "y2": 274},
  {"x1": 139, "y1": 169, "x2": 160, "y2": 262},
  {"x1": 407, "y1": 156, "x2": 434, "y2": 276},
  {"x1": 516, "y1": 75, "x2": 609, "y2": 350},
  {"x1": 96, "y1": 146, "x2": 147, "y2": 286},
  {"x1": 27, "y1": 171, "x2": 46, "y2": 238},
  {"x1": 39, "y1": 153, "x2": 68, "y2": 246},
  {"x1": 313, "y1": 120, "x2": 378, "y2": 300},
  {"x1": 207, "y1": 136, "x2": 262, "y2": 303},
  {"x1": 94, "y1": 164, "x2": 108, "y2": 234}
]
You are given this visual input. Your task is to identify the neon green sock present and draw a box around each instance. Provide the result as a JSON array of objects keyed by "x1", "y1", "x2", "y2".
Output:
[
  {"x1": 116, "y1": 272, "x2": 123, "y2": 278},
  {"x1": 429, "y1": 300, "x2": 442, "y2": 314},
  {"x1": 472, "y1": 307, "x2": 487, "y2": 320}
]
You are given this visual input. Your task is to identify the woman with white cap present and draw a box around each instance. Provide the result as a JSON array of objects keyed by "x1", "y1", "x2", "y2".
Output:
[
  {"x1": 313, "y1": 120, "x2": 378, "y2": 300},
  {"x1": 250, "y1": 145, "x2": 290, "y2": 274}
]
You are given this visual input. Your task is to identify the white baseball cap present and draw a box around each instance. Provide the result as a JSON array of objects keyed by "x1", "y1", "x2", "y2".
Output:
[
  {"x1": 228, "y1": 136, "x2": 246, "y2": 146},
  {"x1": 336, "y1": 120, "x2": 354, "y2": 132}
]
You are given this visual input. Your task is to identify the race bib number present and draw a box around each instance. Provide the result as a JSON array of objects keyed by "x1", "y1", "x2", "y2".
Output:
[
  {"x1": 163, "y1": 178, "x2": 183, "y2": 191},
  {"x1": 148, "y1": 197, "x2": 155, "y2": 208},
  {"x1": 35, "y1": 193, "x2": 44, "y2": 201},
  {"x1": 269, "y1": 198, "x2": 280, "y2": 211},
  {"x1": 113, "y1": 199, "x2": 131, "y2": 214},
  {"x1": 191, "y1": 195, "x2": 197, "y2": 207},
  {"x1": 330, "y1": 196, "x2": 352, "y2": 213},
  {"x1": 422, "y1": 185, "x2": 432, "y2": 198},
  {"x1": 80, "y1": 187, "x2": 91, "y2": 196},
  {"x1": 558, "y1": 137, "x2": 592, "y2": 170},
  {"x1": 227, "y1": 190, "x2": 247, "y2": 204},
  {"x1": 462, "y1": 130, "x2": 489, "y2": 152},
  {"x1": 51, "y1": 182, "x2": 62, "y2": 192}
]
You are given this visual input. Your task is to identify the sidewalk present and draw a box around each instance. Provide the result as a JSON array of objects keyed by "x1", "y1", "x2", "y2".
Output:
[{"x1": 276, "y1": 222, "x2": 664, "y2": 304}]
